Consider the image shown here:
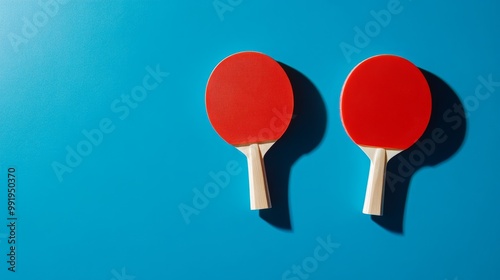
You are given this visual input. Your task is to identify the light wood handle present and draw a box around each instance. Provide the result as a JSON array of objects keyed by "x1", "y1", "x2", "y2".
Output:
[
  {"x1": 362, "y1": 147, "x2": 386, "y2": 215},
  {"x1": 247, "y1": 144, "x2": 271, "y2": 210}
]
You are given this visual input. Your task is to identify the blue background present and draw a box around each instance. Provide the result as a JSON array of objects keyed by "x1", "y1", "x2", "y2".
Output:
[{"x1": 1, "y1": 0, "x2": 499, "y2": 279}]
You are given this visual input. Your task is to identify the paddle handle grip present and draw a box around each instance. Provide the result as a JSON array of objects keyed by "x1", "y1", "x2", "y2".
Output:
[
  {"x1": 363, "y1": 148, "x2": 386, "y2": 216},
  {"x1": 247, "y1": 144, "x2": 271, "y2": 210}
]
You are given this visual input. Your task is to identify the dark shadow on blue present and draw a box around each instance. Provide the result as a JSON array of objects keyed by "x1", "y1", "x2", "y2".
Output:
[
  {"x1": 372, "y1": 69, "x2": 467, "y2": 234},
  {"x1": 259, "y1": 63, "x2": 327, "y2": 231}
]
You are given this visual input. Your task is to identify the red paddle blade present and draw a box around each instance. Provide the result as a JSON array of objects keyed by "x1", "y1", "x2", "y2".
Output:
[
  {"x1": 206, "y1": 51, "x2": 294, "y2": 146},
  {"x1": 340, "y1": 54, "x2": 432, "y2": 150}
]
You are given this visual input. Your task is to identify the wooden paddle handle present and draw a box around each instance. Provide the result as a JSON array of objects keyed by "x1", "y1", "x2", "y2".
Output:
[
  {"x1": 247, "y1": 144, "x2": 271, "y2": 210},
  {"x1": 363, "y1": 147, "x2": 386, "y2": 215}
]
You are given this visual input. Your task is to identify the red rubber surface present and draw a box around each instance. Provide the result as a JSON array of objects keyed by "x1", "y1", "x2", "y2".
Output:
[
  {"x1": 206, "y1": 51, "x2": 294, "y2": 146},
  {"x1": 340, "y1": 55, "x2": 432, "y2": 150}
]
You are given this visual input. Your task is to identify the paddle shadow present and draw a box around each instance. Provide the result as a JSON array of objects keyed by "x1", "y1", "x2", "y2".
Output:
[
  {"x1": 259, "y1": 63, "x2": 327, "y2": 231},
  {"x1": 372, "y1": 69, "x2": 467, "y2": 234}
]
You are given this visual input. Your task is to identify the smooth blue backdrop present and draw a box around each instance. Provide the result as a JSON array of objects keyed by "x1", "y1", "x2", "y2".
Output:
[{"x1": 0, "y1": 1, "x2": 499, "y2": 279}]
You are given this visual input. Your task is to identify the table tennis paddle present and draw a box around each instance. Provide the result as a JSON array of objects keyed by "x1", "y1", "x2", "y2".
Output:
[
  {"x1": 206, "y1": 51, "x2": 294, "y2": 210},
  {"x1": 340, "y1": 54, "x2": 431, "y2": 216}
]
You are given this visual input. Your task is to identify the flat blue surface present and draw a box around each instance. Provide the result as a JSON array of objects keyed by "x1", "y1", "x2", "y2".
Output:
[{"x1": 0, "y1": 1, "x2": 499, "y2": 279}]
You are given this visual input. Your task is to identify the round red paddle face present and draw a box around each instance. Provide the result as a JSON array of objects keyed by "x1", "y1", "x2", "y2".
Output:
[
  {"x1": 206, "y1": 51, "x2": 294, "y2": 146},
  {"x1": 340, "y1": 55, "x2": 431, "y2": 150}
]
